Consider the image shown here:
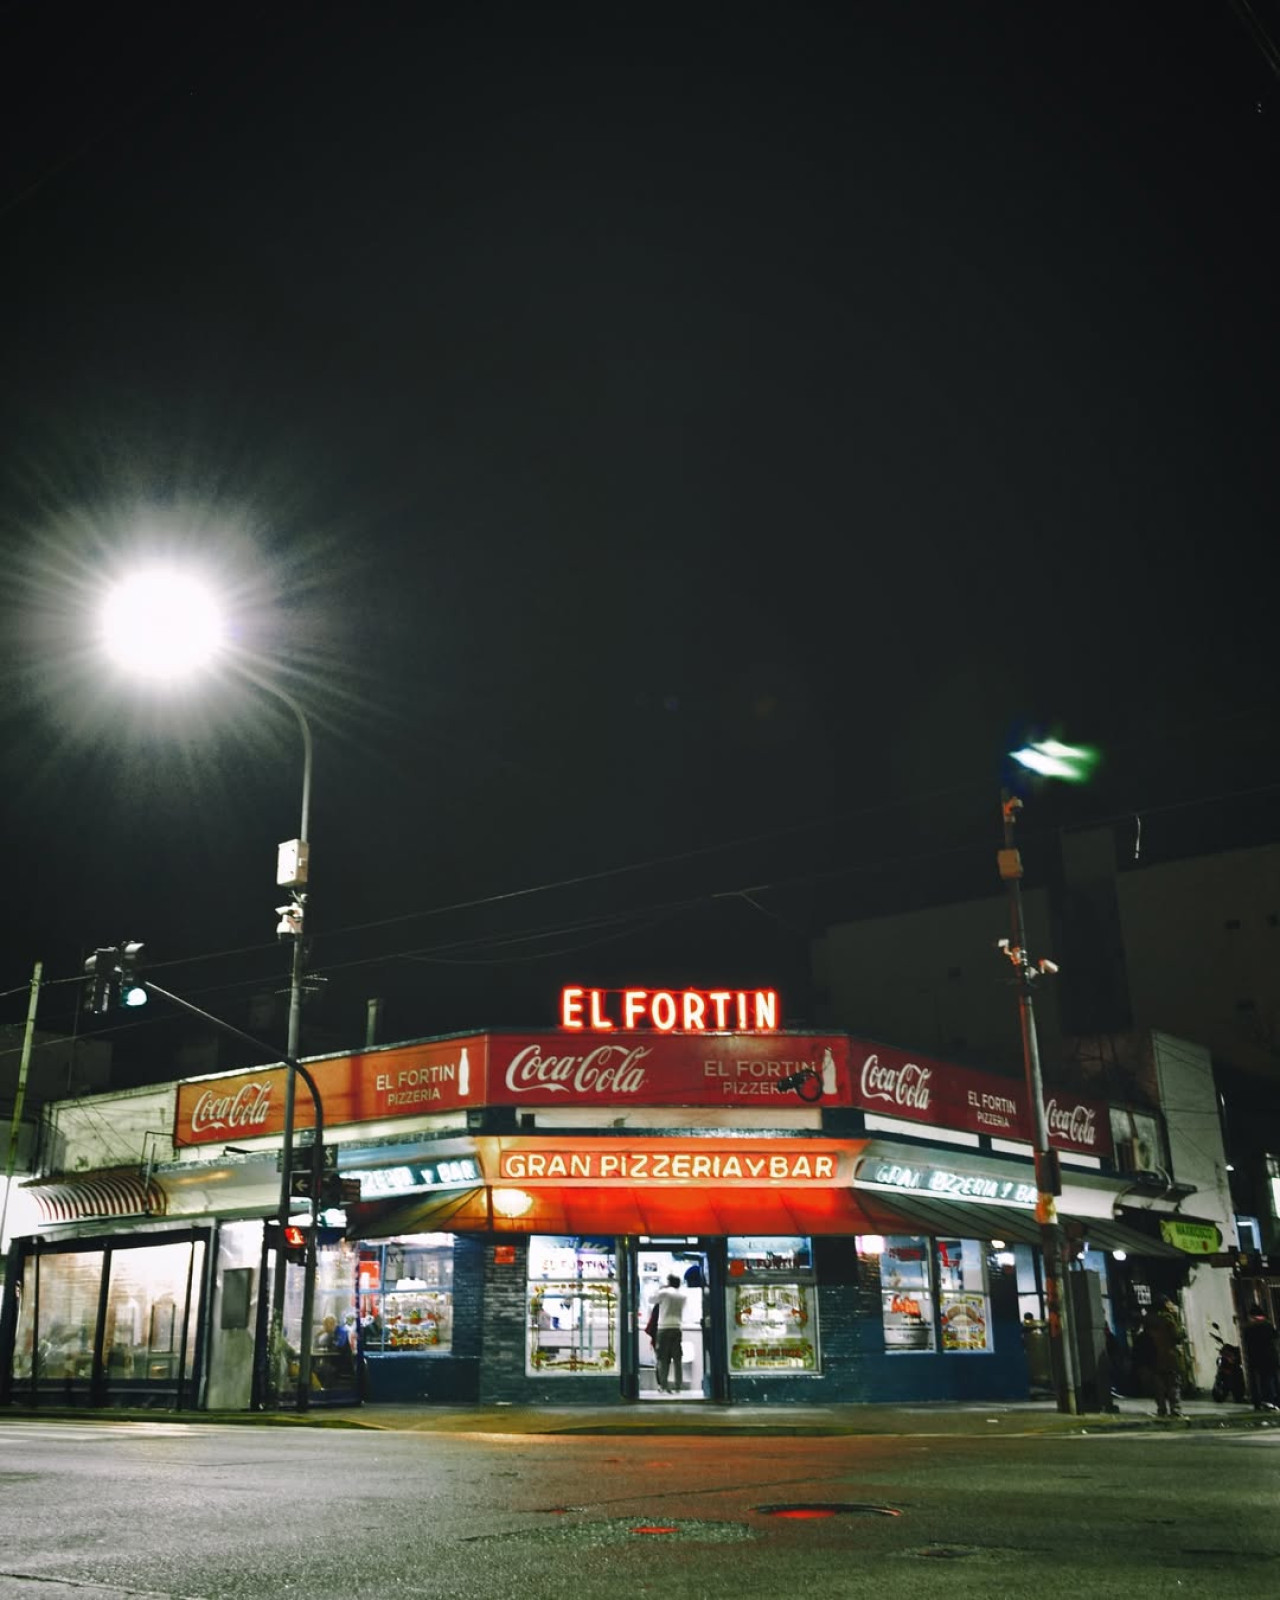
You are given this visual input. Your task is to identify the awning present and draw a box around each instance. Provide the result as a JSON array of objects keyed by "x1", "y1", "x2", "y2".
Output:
[
  {"x1": 349, "y1": 1187, "x2": 493, "y2": 1240},
  {"x1": 851, "y1": 1188, "x2": 1184, "y2": 1258},
  {"x1": 351, "y1": 1183, "x2": 916, "y2": 1239},
  {"x1": 23, "y1": 1170, "x2": 168, "y2": 1225}
]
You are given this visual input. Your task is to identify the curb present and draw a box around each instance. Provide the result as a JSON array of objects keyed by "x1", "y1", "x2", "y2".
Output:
[{"x1": 5, "y1": 1405, "x2": 1278, "y2": 1438}]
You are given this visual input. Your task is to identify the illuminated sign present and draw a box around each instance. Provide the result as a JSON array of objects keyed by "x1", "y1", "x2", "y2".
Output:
[
  {"x1": 1159, "y1": 1219, "x2": 1222, "y2": 1255},
  {"x1": 857, "y1": 1158, "x2": 1037, "y2": 1208},
  {"x1": 559, "y1": 987, "x2": 779, "y2": 1033},
  {"x1": 342, "y1": 1158, "x2": 480, "y2": 1198},
  {"x1": 485, "y1": 1137, "x2": 852, "y2": 1187}
]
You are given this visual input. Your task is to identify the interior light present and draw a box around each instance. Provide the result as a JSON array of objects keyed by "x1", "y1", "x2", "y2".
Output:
[
  {"x1": 990, "y1": 1239, "x2": 1006, "y2": 1250},
  {"x1": 858, "y1": 1235, "x2": 885, "y2": 1255},
  {"x1": 1111, "y1": 1249, "x2": 1127, "y2": 1262},
  {"x1": 492, "y1": 1187, "x2": 534, "y2": 1219}
]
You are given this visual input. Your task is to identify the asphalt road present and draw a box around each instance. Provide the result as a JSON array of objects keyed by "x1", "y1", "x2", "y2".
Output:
[{"x1": 0, "y1": 1420, "x2": 1275, "y2": 1599}]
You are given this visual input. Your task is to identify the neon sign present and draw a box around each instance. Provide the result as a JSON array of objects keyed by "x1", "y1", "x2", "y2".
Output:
[{"x1": 559, "y1": 986, "x2": 779, "y2": 1033}]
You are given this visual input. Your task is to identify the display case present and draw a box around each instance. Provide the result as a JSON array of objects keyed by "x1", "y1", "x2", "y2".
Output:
[
  {"x1": 875, "y1": 1236, "x2": 937, "y2": 1353},
  {"x1": 526, "y1": 1237, "x2": 619, "y2": 1376},
  {"x1": 725, "y1": 1236, "x2": 819, "y2": 1374},
  {"x1": 358, "y1": 1236, "x2": 454, "y2": 1355},
  {"x1": 936, "y1": 1237, "x2": 992, "y2": 1354}
]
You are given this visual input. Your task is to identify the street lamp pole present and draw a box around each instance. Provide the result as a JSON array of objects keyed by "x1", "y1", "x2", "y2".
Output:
[
  {"x1": 255, "y1": 678, "x2": 316, "y2": 1408},
  {"x1": 998, "y1": 792, "x2": 1081, "y2": 1415}
]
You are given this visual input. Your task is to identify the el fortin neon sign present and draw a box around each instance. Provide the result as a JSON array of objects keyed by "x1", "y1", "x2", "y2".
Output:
[{"x1": 559, "y1": 986, "x2": 780, "y2": 1033}]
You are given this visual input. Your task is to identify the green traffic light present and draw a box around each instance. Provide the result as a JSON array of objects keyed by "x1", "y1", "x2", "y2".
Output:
[{"x1": 1010, "y1": 739, "x2": 1099, "y2": 783}]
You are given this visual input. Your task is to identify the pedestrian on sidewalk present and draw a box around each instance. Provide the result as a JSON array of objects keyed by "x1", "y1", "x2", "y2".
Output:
[
  {"x1": 654, "y1": 1274, "x2": 687, "y2": 1393},
  {"x1": 1242, "y1": 1304, "x2": 1280, "y2": 1411},
  {"x1": 1138, "y1": 1296, "x2": 1183, "y2": 1418}
]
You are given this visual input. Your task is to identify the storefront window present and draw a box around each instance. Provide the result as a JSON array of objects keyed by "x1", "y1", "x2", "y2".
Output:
[
  {"x1": 526, "y1": 1236, "x2": 619, "y2": 1376},
  {"x1": 357, "y1": 1235, "x2": 453, "y2": 1353},
  {"x1": 104, "y1": 1240, "x2": 204, "y2": 1384},
  {"x1": 11, "y1": 1237, "x2": 206, "y2": 1400},
  {"x1": 875, "y1": 1236, "x2": 937, "y2": 1353},
  {"x1": 726, "y1": 1236, "x2": 819, "y2": 1373},
  {"x1": 936, "y1": 1237, "x2": 993, "y2": 1353},
  {"x1": 13, "y1": 1249, "x2": 102, "y2": 1381}
]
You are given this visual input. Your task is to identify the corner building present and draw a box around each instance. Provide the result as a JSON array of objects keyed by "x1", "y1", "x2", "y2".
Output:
[{"x1": 2, "y1": 1023, "x2": 1220, "y2": 1411}]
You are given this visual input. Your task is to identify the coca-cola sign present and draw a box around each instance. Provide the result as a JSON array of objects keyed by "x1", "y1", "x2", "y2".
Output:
[
  {"x1": 503, "y1": 1043, "x2": 653, "y2": 1097},
  {"x1": 847, "y1": 1038, "x2": 1111, "y2": 1155},
  {"x1": 488, "y1": 1034, "x2": 847, "y2": 1107},
  {"x1": 189, "y1": 1081, "x2": 274, "y2": 1135},
  {"x1": 1044, "y1": 1098, "x2": 1100, "y2": 1150},
  {"x1": 859, "y1": 1054, "x2": 933, "y2": 1113},
  {"x1": 174, "y1": 1037, "x2": 485, "y2": 1147}
]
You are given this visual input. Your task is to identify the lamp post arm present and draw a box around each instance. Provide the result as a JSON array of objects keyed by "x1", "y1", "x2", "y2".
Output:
[{"x1": 236, "y1": 667, "x2": 313, "y2": 843}]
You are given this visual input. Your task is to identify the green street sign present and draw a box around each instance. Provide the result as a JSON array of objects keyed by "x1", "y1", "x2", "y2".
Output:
[{"x1": 1159, "y1": 1219, "x2": 1221, "y2": 1255}]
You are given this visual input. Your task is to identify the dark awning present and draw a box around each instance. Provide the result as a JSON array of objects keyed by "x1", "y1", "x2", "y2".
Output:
[
  {"x1": 850, "y1": 1189, "x2": 1185, "y2": 1258},
  {"x1": 23, "y1": 1169, "x2": 168, "y2": 1225}
]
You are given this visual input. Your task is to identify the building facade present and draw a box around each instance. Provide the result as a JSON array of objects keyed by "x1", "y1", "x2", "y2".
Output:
[{"x1": 0, "y1": 1003, "x2": 1232, "y2": 1413}]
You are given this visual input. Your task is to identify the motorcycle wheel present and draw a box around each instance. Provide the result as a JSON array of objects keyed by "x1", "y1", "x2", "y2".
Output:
[{"x1": 1211, "y1": 1380, "x2": 1226, "y2": 1403}]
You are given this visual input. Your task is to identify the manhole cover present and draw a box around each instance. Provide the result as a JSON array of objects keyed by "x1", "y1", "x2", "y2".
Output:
[{"x1": 755, "y1": 1503, "x2": 902, "y2": 1519}]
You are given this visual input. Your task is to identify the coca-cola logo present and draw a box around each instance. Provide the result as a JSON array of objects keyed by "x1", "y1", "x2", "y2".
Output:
[
  {"x1": 1045, "y1": 1098, "x2": 1097, "y2": 1147},
  {"x1": 190, "y1": 1081, "x2": 273, "y2": 1134},
  {"x1": 503, "y1": 1043, "x2": 652, "y2": 1097},
  {"x1": 859, "y1": 1053, "x2": 932, "y2": 1112}
]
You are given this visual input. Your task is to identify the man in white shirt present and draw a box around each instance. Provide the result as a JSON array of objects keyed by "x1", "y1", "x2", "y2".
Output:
[{"x1": 654, "y1": 1274, "x2": 687, "y2": 1393}]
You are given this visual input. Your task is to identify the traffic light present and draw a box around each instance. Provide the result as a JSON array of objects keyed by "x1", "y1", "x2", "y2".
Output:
[
  {"x1": 83, "y1": 942, "x2": 148, "y2": 1013},
  {"x1": 265, "y1": 1221, "x2": 311, "y2": 1265}
]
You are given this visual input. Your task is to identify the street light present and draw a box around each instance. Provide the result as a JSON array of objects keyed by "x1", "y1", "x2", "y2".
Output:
[
  {"x1": 99, "y1": 567, "x2": 319, "y2": 1407},
  {"x1": 998, "y1": 735, "x2": 1099, "y2": 1415}
]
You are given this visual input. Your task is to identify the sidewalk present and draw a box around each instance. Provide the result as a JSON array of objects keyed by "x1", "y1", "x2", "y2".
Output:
[{"x1": 8, "y1": 1394, "x2": 1279, "y2": 1437}]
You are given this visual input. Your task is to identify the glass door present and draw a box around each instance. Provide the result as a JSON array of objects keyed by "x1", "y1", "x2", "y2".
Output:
[{"x1": 635, "y1": 1241, "x2": 709, "y2": 1401}]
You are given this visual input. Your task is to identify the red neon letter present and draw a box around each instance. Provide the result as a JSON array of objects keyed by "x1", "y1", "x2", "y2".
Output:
[
  {"x1": 754, "y1": 990, "x2": 779, "y2": 1030},
  {"x1": 650, "y1": 991, "x2": 677, "y2": 1031},
  {"x1": 708, "y1": 991, "x2": 731, "y2": 1029},
  {"x1": 682, "y1": 992, "x2": 707, "y2": 1031},
  {"x1": 589, "y1": 990, "x2": 614, "y2": 1031},
  {"x1": 561, "y1": 987, "x2": 585, "y2": 1030},
  {"x1": 623, "y1": 989, "x2": 647, "y2": 1029}
]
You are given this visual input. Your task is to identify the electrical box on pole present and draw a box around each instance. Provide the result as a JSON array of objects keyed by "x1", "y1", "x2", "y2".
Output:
[{"x1": 277, "y1": 838, "x2": 310, "y2": 889}]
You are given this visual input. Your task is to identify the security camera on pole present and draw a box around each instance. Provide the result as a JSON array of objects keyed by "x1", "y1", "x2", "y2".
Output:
[{"x1": 1001, "y1": 737, "x2": 1098, "y2": 1416}]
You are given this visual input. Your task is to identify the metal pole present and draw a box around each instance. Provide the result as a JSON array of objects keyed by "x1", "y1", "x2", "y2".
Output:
[
  {"x1": 0, "y1": 962, "x2": 43, "y2": 1266},
  {"x1": 140, "y1": 977, "x2": 325, "y2": 1409},
  {"x1": 1000, "y1": 793, "x2": 1081, "y2": 1414},
  {"x1": 236, "y1": 675, "x2": 313, "y2": 1409}
]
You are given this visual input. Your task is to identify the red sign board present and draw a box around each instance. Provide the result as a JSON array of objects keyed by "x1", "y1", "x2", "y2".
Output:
[
  {"x1": 173, "y1": 1037, "x2": 485, "y2": 1147},
  {"x1": 847, "y1": 1038, "x2": 1111, "y2": 1157},
  {"x1": 486, "y1": 1033, "x2": 847, "y2": 1108},
  {"x1": 172, "y1": 1029, "x2": 1108, "y2": 1158}
]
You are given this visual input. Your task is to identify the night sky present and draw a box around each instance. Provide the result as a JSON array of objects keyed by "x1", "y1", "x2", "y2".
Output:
[{"x1": 2, "y1": 3, "x2": 1278, "y2": 1082}]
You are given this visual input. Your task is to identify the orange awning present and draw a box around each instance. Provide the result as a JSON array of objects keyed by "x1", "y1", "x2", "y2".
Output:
[{"x1": 351, "y1": 1182, "x2": 920, "y2": 1238}]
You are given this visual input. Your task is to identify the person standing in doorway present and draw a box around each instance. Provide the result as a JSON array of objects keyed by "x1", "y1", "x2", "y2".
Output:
[{"x1": 654, "y1": 1274, "x2": 687, "y2": 1393}]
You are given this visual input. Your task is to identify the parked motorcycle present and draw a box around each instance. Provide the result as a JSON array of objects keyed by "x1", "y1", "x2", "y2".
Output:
[{"x1": 1210, "y1": 1321, "x2": 1246, "y2": 1403}]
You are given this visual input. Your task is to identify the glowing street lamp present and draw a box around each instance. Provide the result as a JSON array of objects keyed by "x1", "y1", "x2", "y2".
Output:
[
  {"x1": 100, "y1": 568, "x2": 225, "y2": 682},
  {"x1": 998, "y1": 733, "x2": 1099, "y2": 1415},
  {"x1": 99, "y1": 566, "x2": 319, "y2": 1408}
]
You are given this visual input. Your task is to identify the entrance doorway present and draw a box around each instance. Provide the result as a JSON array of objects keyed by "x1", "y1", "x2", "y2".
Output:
[{"x1": 636, "y1": 1241, "x2": 708, "y2": 1401}]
